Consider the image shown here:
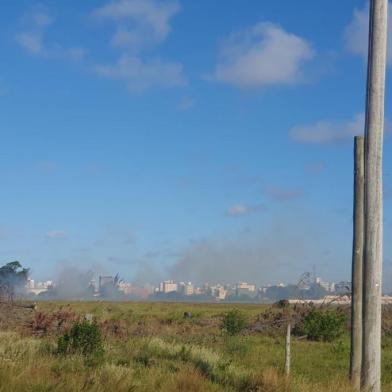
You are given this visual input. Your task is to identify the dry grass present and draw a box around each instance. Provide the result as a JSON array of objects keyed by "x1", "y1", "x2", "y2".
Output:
[{"x1": 0, "y1": 301, "x2": 391, "y2": 391}]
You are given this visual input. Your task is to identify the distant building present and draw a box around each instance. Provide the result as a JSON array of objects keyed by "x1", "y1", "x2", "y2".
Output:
[
  {"x1": 178, "y1": 282, "x2": 194, "y2": 296},
  {"x1": 88, "y1": 279, "x2": 98, "y2": 293},
  {"x1": 193, "y1": 286, "x2": 203, "y2": 295},
  {"x1": 99, "y1": 276, "x2": 115, "y2": 291},
  {"x1": 207, "y1": 285, "x2": 227, "y2": 300},
  {"x1": 215, "y1": 286, "x2": 227, "y2": 300},
  {"x1": 235, "y1": 282, "x2": 257, "y2": 297},
  {"x1": 118, "y1": 282, "x2": 133, "y2": 295},
  {"x1": 315, "y1": 277, "x2": 335, "y2": 292},
  {"x1": 26, "y1": 279, "x2": 54, "y2": 295},
  {"x1": 236, "y1": 282, "x2": 256, "y2": 292},
  {"x1": 335, "y1": 281, "x2": 351, "y2": 294},
  {"x1": 159, "y1": 280, "x2": 178, "y2": 293}
]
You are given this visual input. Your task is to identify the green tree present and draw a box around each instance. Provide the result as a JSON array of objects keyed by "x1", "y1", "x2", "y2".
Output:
[{"x1": 0, "y1": 261, "x2": 29, "y2": 300}]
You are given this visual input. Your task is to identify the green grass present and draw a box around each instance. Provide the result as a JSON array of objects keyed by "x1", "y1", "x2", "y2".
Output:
[{"x1": 0, "y1": 301, "x2": 390, "y2": 391}]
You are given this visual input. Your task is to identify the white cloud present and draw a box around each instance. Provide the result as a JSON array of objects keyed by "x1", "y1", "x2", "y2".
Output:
[
  {"x1": 290, "y1": 113, "x2": 365, "y2": 144},
  {"x1": 265, "y1": 186, "x2": 303, "y2": 202},
  {"x1": 46, "y1": 230, "x2": 67, "y2": 239},
  {"x1": 15, "y1": 7, "x2": 85, "y2": 60},
  {"x1": 212, "y1": 22, "x2": 314, "y2": 88},
  {"x1": 291, "y1": 113, "x2": 392, "y2": 145},
  {"x1": 93, "y1": 0, "x2": 184, "y2": 92},
  {"x1": 344, "y1": 3, "x2": 392, "y2": 64},
  {"x1": 16, "y1": 32, "x2": 44, "y2": 54},
  {"x1": 95, "y1": 54, "x2": 186, "y2": 91},
  {"x1": 15, "y1": 8, "x2": 52, "y2": 55},
  {"x1": 225, "y1": 203, "x2": 264, "y2": 217},
  {"x1": 93, "y1": 0, "x2": 180, "y2": 50}
]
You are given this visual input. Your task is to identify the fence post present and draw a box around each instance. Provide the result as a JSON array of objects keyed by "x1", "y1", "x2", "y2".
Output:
[
  {"x1": 350, "y1": 136, "x2": 364, "y2": 390},
  {"x1": 285, "y1": 322, "x2": 291, "y2": 376}
]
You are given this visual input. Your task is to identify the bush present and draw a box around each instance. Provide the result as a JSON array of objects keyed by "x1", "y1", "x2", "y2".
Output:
[
  {"x1": 57, "y1": 320, "x2": 104, "y2": 360},
  {"x1": 297, "y1": 309, "x2": 347, "y2": 342},
  {"x1": 221, "y1": 309, "x2": 247, "y2": 336}
]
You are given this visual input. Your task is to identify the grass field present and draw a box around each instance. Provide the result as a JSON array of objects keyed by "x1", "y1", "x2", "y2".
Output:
[{"x1": 0, "y1": 301, "x2": 391, "y2": 391}]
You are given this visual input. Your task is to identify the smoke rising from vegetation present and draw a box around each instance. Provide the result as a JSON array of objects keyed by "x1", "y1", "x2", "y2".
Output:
[
  {"x1": 53, "y1": 266, "x2": 94, "y2": 299},
  {"x1": 169, "y1": 223, "x2": 322, "y2": 286}
]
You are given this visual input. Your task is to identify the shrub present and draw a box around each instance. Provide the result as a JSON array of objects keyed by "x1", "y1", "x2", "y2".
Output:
[
  {"x1": 298, "y1": 309, "x2": 346, "y2": 342},
  {"x1": 57, "y1": 320, "x2": 104, "y2": 359},
  {"x1": 221, "y1": 309, "x2": 247, "y2": 336}
]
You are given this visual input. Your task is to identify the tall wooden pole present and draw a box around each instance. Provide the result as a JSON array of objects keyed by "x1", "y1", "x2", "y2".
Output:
[
  {"x1": 350, "y1": 136, "x2": 364, "y2": 390},
  {"x1": 362, "y1": 1, "x2": 388, "y2": 391}
]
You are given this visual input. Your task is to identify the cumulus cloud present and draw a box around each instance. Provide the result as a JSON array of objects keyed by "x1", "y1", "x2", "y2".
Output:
[
  {"x1": 15, "y1": 8, "x2": 52, "y2": 54},
  {"x1": 212, "y1": 22, "x2": 314, "y2": 88},
  {"x1": 264, "y1": 186, "x2": 303, "y2": 202},
  {"x1": 225, "y1": 203, "x2": 264, "y2": 217},
  {"x1": 93, "y1": 0, "x2": 180, "y2": 50},
  {"x1": 46, "y1": 230, "x2": 67, "y2": 239},
  {"x1": 344, "y1": 3, "x2": 392, "y2": 64},
  {"x1": 289, "y1": 113, "x2": 365, "y2": 144},
  {"x1": 95, "y1": 54, "x2": 186, "y2": 91},
  {"x1": 15, "y1": 7, "x2": 85, "y2": 60},
  {"x1": 92, "y1": 0, "x2": 184, "y2": 92}
]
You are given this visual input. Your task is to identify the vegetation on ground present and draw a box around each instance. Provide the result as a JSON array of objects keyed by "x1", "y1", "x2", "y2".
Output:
[
  {"x1": 293, "y1": 308, "x2": 347, "y2": 342},
  {"x1": 221, "y1": 309, "x2": 247, "y2": 336},
  {"x1": 57, "y1": 320, "x2": 104, "y2": 364},
  {"x1": 0, "y1": 301, "x2": 391, "y2": 391}
]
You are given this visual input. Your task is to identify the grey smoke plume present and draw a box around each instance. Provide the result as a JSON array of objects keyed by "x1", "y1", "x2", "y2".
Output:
[
  {"x1": 54, "y1": 266, "x2": 94, "y2": 299},
  {"x1": 169, "y1": 224, "x2": 318, "y2": 286},
  {"x1": 167, "y1": 214, "x2": 351, "y2": 285}
]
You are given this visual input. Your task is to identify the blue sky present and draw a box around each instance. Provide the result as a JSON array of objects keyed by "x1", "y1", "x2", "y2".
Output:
[{"x1": 1, "y1": 0, "x2": 392, "y2": 287}]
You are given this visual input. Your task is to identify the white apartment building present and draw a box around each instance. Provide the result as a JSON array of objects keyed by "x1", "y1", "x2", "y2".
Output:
[
  {"x1": 236, "y1": 282, "x2": 256, "y2": 292},
  {"x1": 159, "y1": 280, "x2": 178, "y2": 293}
]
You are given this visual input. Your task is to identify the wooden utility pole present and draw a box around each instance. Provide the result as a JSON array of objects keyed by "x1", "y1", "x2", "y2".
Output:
[
  {"x1": 284, "y1": 322, "x2": 291, "y2": 376},
  {"x1": 350, "y1": 136, "x2": 364, "y2": 390},
  {"x1": 362, "y1": 1, "x2": 388, "y2": 391}
]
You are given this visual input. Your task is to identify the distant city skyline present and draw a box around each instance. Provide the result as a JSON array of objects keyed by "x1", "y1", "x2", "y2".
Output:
[
  {"x1": 1, "y1": 1, "x2": 392, "y2": 290},
  {"x1": 26, "y1": 272, "x2": 357, "y2": 301}
]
